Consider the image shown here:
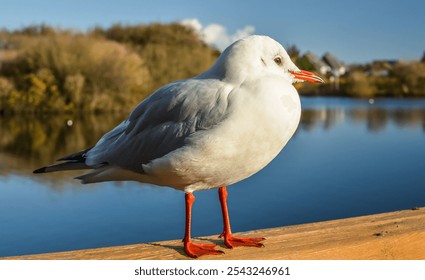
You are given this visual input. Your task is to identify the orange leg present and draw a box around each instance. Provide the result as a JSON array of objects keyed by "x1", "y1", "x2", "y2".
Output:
[
  {"x1": 218, "y1": 186, "x2": 265, "y2": 248},
  {"x1": 182, "y1": 192, "x2": 224, "y2": 258}
]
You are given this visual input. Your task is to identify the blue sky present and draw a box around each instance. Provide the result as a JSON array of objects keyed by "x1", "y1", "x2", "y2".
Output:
[{"x1": 1, "y1": 0, "x2": 424, "y2": 63}]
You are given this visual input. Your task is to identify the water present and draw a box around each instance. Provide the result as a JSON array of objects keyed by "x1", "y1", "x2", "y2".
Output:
[{"x1": 1, "y1": 97, "x2": 425, "y2": 257}]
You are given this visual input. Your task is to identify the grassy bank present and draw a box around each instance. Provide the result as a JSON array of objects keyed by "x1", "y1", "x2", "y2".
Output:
[
  {"x1": 0, "y1": 24, "x2": 219, "y2": 113},
  {"x1": 1, "y1": 23, "x2": 424, "y2": 114}
]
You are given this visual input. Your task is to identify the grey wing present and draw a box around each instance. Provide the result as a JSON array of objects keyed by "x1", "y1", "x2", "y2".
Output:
[{"x1": 85, "y1": 78, "x2": 232, "y2": 173}]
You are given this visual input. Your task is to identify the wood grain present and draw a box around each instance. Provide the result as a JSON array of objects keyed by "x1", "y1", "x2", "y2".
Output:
[{"x1": 3, "y1": 207, "x2": 425, "y2": 260}]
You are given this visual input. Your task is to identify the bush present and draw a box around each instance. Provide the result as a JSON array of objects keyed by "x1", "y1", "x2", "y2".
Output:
[
  {"x1": 393, "y1": 61, "x2": 425, "y2": 96},
  {"x1": 95, "y1": 23, "x2": 220, "y2": 91},
  {"x1": 0, "y1": 23, "x2": 220, "y2": 113},
  {"x1": 1, "y1": 33, "x2": 151, "y2": 112},
  {"x1": 345, "y1": 71, "x2": 377, "y2": 98}
]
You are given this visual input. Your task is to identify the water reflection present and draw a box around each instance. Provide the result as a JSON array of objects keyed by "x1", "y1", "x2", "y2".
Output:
[
  {"x1": 1, "y1": 98, "x2": 425, "y2": 181},
  {"x1": 300, "y1": 101, "x2": 425, "y2": 133},
  {"x1": 0, "y1": 113, "x2": 125, "y2": 185},
  {"x1": 2, "y1": 97, "x2": 425, "y2": 257}
]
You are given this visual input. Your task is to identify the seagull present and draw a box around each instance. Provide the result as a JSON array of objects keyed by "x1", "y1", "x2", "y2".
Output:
[{"x1": 34, "y1": 35, "x2": 323, "y2": 258}]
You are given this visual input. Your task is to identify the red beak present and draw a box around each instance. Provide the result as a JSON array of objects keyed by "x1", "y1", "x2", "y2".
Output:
[{"x1": 290, "y1": 70, "x2": 324, "y2": 83}]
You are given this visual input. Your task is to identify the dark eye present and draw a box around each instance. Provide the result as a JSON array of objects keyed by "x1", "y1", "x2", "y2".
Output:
[{"x1": 274, "y1": 57, "x2": 282, "y2": 65}]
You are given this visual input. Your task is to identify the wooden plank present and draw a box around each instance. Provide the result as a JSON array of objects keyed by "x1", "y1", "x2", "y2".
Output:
[{"x1": 3, "y1": 207, "x2": 425, "y2": 260}]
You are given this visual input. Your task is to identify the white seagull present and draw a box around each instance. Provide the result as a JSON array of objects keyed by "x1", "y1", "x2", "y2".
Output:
[{"x1": 34, "y1": 35, "x2": 323, "y2": 258}]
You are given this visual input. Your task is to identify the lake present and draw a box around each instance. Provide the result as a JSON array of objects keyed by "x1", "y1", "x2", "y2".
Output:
[{"x1": 1, "y1": 97, "x2": 425, "y2": 257}]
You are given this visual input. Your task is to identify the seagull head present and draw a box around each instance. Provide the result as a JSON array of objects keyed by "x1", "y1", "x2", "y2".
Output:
[{"x1": 206, "y1": 35, "x2": 324, "y2": 85}]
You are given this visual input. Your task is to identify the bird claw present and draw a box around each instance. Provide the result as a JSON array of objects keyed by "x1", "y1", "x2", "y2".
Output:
[
  {"x1": 219, "y1": 233, "x2": 265, "y2": 249},
  {"x1": 184, "y1": 241, "x2": 224, "y2": 258}
]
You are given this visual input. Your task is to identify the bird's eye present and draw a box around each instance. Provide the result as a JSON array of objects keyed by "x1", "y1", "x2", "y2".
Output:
[{"x1": 274, "y1": 57, "x2": 282, "y2": 65}]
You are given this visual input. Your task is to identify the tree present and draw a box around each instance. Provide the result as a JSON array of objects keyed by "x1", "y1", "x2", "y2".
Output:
[{"x1": 286, "y1": 44, "x2": 300, "y2": 61}]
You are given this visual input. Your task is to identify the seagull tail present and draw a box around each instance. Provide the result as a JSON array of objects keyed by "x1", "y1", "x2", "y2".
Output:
[
  {"x1": 75, "y1": 166, "x2": 144, "y2": 184},
  {"x1": 33, "y1": 161, "x2": 92, "y2": 174},
  {"x1": 74, "y1": 167, "x2": 110, "y2": 184},
  {"x1": 33, "y1": 148, "x2": 94, "y2": 174}
]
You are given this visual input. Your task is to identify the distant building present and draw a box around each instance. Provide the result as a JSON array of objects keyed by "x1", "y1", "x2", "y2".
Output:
[
  {"x1": 365, "y1": 60, "x2": 397, "y2": 77},
  {"x1": 302, "y1": 52, "x2": 346, "y2": 76},
  {"x1": 322, "y1": 52, "x2": 346, "y2": 76},
  {"x1": 302, "y1": 52, "x2": 346, "y2": 90},
  {"x1": 304, "y1": 52, "x2": 331, "y2": 75}
]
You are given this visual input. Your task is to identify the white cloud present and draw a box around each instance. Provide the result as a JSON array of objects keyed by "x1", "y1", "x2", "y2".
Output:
[
  {"x1": 180, "y1": 18, "x2": 203, "y2": 34},
  {"x1": 180, "y1": 18, "x2": 255, "y2": 51}
]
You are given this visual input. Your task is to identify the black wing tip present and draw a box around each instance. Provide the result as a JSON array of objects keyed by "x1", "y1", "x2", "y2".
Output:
[{"x1": 33, "y1": 167, "x2": 47, "y2": 174}]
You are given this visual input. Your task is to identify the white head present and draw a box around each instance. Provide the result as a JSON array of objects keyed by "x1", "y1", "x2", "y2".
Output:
[{"x1": 203, "y1": 35, "x2": 324, "y2": 85}]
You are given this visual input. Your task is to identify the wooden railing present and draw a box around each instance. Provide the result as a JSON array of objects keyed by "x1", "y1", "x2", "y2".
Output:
[{"x1": 3, "y1": 207, "x2": 424, "y2": 260}]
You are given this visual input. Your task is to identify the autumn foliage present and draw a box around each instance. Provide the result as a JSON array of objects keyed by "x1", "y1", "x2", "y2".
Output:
[{"x1": 0, "y1": 24, "x2": 219, "y2": 113}]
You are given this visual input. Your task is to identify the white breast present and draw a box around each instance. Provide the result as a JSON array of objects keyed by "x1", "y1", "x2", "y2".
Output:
[{"x1": 142, "y1": 76, "x2": 301, "y2": 192}]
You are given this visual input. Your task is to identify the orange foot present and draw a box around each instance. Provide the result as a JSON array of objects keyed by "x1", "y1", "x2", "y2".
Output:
[
  {"x1": 219, "y1": 233, "x2": 265, "y2": 249},
  {"x1": 184, "y1": 241, "x2": 224, "y2": 258}
]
